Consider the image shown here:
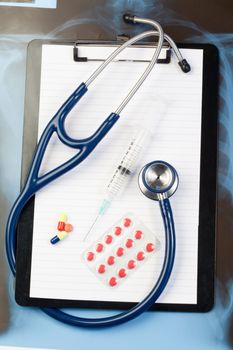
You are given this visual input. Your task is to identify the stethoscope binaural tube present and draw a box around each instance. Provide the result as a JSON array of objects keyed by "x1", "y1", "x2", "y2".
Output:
[{"x1": 123, "y1": 14, "x2": 191, "y2": 74}]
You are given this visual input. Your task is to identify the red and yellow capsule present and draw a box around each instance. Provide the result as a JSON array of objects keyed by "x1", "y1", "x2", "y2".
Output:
[{"x1": 57, "y1": 213, "x2": 68, "y2": 231}]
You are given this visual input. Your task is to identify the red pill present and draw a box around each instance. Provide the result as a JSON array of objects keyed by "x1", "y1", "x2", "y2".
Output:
[
  {"x1": 105, "y1": 235, "x2": 113, "y2": 244},
  {"x1": 116, "y1": 247, "x2": 124, "y2": 257},
  {"x1": 137, "y1": 251, "x2": 145, "y2": 261},
  {"x1": 118, "y1": 268, "x2": 127, "y2": 278},
  {"x1": 96, "y1": 243, "x2": 104, "y2": 253},
  {"x1": 64, "y1": 223, "x2": 73, "y2": 232},
  {"x1": 97, "y1": 264, "x2": 106, "y2": 274},
  {"x1": 125, "y1": 239, "x2": 134, "y2": 248},
  {"x1": 114, "y1": 226, "x2": 122, "y2": 236},
  {"x1": 135, "y1": 230, "x2": 143, "y2": 240},
  {"x1": 86, "y1": 251, "x2": 95, "y2": 261},
  {"x1": 146, "y1": 243, "x2": 155, "y2": 253},
  {"x1": 123, "y1": 218, "x2": 132, "y2": 227},
  {"x1": 128, "y1": 259, "x2": 136, "y2": 269},
  {"x1": 109, "y1": 277, "x2": 117, "y2": 287},
  {"x1": 107, "y1": 256, "x2": 115, "y2": 265},
  {"x1": 57, "y1": 221, "x2": 65, "y2": 231}
]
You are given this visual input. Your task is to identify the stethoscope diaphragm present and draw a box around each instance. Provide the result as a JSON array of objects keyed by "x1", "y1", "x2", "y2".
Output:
[{"x1": 138, "y1": 160, "x2": 179, "y2": 201}]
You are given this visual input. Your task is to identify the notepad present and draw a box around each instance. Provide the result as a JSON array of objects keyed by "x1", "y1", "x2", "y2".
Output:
[
  {"x1": 15, "y1": 41, "x2": 218, "y2": 310},
  {"x1": 27, "y1": 44, "x2": 203, "y2": 303}
]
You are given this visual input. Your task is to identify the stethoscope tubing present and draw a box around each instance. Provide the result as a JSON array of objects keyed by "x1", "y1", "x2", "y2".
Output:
[
  {"x1": 6, "y1": 24, "x2": 167, "y2": 274},
  {"x1": 5, "y1": 15, "x2": 180, "y2": 328},
  {"x1": 5, "y1": 82, "x2": 119, "y2": 274},
  {"x1": 36, "y1": 199, "x2": 176, "y2": 327},
  {"x1": 43, "y1": 199, "x2": 176, "y2": 327}
]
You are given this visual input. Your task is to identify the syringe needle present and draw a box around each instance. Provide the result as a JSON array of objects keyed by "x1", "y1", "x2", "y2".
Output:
[
  {"x1": 84, "y1": 199, "x2": 110, "y2": 241},
  {"x1": 84, "y1": 129, "x2": 150, "y2": 241},
  {"x1": 84, "y1": 214, "x2": 101, "y2": 241}
]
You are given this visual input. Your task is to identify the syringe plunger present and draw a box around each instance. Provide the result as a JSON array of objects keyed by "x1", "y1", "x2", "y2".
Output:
[{"x1": 101, "y1": 128, "x2": 149, "y2": 211}]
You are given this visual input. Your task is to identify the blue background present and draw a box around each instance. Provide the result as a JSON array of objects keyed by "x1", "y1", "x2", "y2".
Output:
[{"x1": 1, "y1": 0, "x2": 233, "y2": 349}]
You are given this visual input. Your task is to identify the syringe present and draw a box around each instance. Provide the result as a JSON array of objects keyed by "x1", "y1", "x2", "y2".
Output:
[{"x1": 84, "y1": 128, "x2": 150, "y2": 240}]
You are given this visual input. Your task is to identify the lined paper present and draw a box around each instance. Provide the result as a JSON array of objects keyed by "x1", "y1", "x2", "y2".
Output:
[{"x1": 29, "y1": 44, "x2": 203, "y2": 304}]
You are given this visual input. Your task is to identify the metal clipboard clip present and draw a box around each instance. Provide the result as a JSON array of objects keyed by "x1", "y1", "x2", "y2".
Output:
[{"x1": 73, "y1": 37, "x2": 171, "y2": 64}]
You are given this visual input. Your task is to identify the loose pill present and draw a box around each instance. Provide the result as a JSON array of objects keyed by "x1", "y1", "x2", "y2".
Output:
[
  {"x1": 57, "y1": 213, "x2": 68, "y2": 231},
  {"x1": 105, "y1": 235, "x2": 113, "y2": 244},
  {"x1": 86, "y1": 251, "x2": 95, "y2": 261},
  {"x1": 125, "y1": 238, "x2": 134, "y2": 248},
  {"x1": 118, "y1": 268, "x2": 127, "y2": 278},
  {"x1": 128, "y1": 259, "x2": 136, "y2": 269},
  {"x1": 116, "y1": 247, "x2": 124, "y2": 257},
  {"x1": 96, "y1": 243, "x2": 104, "y2": 253},
  {"x1": 50, "y1": 235, "x2": 60, "y2": 244},
  {"x1": 50, "y1": 231, "x2": 68, "y2": 244},
  {"x1": 135, "y1": 230, "x2": 143, "y2": 240},
  {"x1": 57, "y1": 221, "x2": 65, "y2": 231},
  {"x1": 64, "y1": 223, "x2": 73, "y2": 232},
  {"x1": 123, "y1": 218, "x2": 132, "y2": 227},
  {"x1": 109, "y1": 277, "x2": 117, "y2": 287},
  {"x1": 97, "y1": 264, "x2": 106, "y2": 274},
  {"x1": 146, "y1": 243, "x2": 155, "y2": 252},
  {"x1": 107, "y1": 256, "x2": 115, "y2": 265},
  {"x1": 137, "y1": 251, "x2": 145, "y2": 261},
  {"x1": 59, "y1": 213, "x2": 67, "y2": 222},
  {"x1": 114, "y1": 226, "x2": 122, "y2": 236},
  {"x1": 58, "y1": 231, "x2": 68, "y2": 240}
]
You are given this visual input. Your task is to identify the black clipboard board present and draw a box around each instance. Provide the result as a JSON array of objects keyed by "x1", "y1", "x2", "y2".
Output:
[{"x1": 15, "y1": 39, "x2": 219, "y2": 312}]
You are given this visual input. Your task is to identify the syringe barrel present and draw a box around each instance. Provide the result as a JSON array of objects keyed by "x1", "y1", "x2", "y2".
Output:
[{"x1": 106, "y1": 129, "x2": 150, "y2": 201}]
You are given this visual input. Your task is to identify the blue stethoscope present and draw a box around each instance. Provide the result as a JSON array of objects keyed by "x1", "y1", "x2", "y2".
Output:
[{"x1": 5, "y1": 14, "x2": 190, "y2": 327}]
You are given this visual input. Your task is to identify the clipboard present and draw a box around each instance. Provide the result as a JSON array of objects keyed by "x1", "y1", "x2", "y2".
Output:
[{"x1": 15, "y1": 39, "x2": 218, "y2": 312}]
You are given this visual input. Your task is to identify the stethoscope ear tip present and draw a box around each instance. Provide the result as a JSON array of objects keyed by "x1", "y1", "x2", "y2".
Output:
[
  {"x1": 123, "y1": 13, "x2": 136, "y2": 24},
  {"x1": 138, "y1": 160, "x2": 179, "y2": 201},
  {"x1": 179, "y1": 59, "x2": 191, "y2": 73}
]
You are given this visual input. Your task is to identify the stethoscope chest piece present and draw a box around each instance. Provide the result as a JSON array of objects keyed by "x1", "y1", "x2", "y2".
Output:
[{"x1": 138, "y1": 160, "x2": 179, "y2": 200}]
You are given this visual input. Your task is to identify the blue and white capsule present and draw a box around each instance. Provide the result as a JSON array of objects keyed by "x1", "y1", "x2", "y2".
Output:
[{"x1": 50, "y1": 231, "x2": 69, "y2": 244}]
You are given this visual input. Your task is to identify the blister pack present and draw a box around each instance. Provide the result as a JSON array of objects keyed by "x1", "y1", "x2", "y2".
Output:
[{"x1": 84, "y1": 213, "x2": 160, "y2": 288}]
